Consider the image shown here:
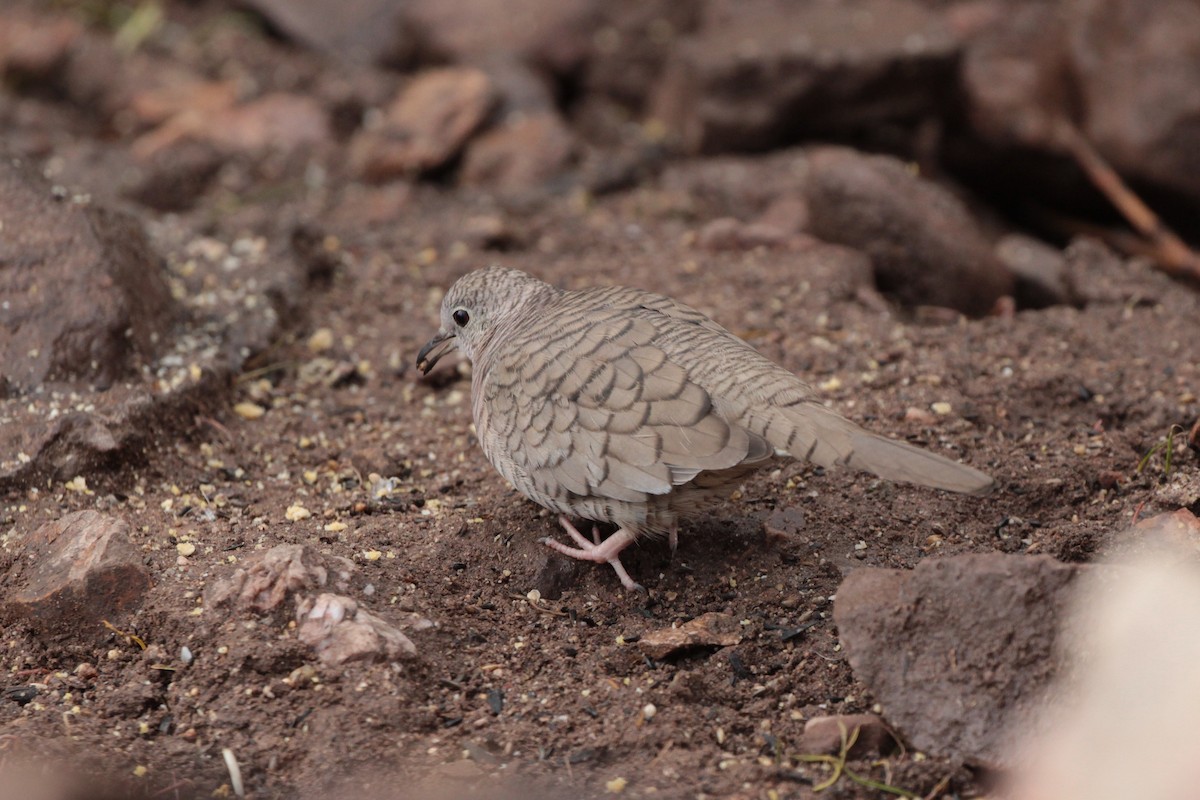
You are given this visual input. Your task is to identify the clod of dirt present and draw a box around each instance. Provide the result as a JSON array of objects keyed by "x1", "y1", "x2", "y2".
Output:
[
  {"x1": 203, "y1": 544, "x2": 353, "y2": 615},
  {"x1": 350, "y1": 67, "x2": 498, "y2": 181},
  {"x1": 296, "y1": 593, "x2": 431, "y2": 665},
  {"x1": 763, "y1": 506, "x2": 806, "y2": 542},
  {"x1": 833, "y1": 553, "x2": 1083, "y2": 766},
  {"x1": 800, "y1": 714, "x2": 898, "y2": 758},
  {"x1": 803, "y1": 147, "x2": 1014, "y2": 316},
  {"x1": 0, "y1": 510, "x2": 150, "y2": 641},
  {"x1": 638, "y1": 612, "x2": 742, "y2": 659},
  {"x1": 0, "y1": 155, "x2": 175, "y2": 392}
]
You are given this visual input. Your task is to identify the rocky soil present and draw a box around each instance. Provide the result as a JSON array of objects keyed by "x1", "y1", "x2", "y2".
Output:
[{"x1": 1, "y1": 1, "x2": 1198, "y2": 799}]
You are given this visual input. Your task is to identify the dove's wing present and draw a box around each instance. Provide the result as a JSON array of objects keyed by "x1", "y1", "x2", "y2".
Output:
[{"x1": 477, "y1": 306, "x2": 773, "y2": 517}]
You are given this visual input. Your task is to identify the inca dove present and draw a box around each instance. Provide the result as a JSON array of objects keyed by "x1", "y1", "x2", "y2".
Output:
[{"x1": 418, "y1": 266, "x2": 993, "y2": 590}]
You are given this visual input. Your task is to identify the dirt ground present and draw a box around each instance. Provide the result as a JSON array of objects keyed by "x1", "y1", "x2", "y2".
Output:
[{"x1": 1, "y1": 2, "x2": 1199, "y2": 799}]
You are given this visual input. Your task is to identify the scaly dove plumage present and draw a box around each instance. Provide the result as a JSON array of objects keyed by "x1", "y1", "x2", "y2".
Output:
[{"x1": 418, "y1": 266, "x2": 993, "y2": 590}]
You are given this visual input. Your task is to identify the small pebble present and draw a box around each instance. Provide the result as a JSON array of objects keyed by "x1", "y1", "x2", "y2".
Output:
[{"x1": 642, "y1": 703, "x2": 657, "y2": 721}]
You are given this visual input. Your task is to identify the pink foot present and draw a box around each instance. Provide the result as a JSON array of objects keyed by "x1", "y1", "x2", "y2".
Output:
[{"x1": 541, "y1": 516, "x2": 645, "y2": 592}]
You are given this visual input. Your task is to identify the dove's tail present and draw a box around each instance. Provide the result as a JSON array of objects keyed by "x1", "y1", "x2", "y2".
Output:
[{"x1": 744, "y1": 400, "x2": 995, "y2": 495}]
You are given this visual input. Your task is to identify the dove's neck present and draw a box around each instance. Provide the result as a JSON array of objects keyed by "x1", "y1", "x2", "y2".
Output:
[{"x1": 472, "y1": 283, "x2": 557, "y2": 375}]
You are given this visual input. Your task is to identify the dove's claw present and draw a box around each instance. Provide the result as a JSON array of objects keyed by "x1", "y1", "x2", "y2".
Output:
[{"x1": 543, "y1": 516, "x2": 644, "y2": 592}]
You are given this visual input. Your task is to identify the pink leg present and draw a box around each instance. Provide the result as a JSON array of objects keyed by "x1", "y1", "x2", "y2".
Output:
[{"x1": 541, "y1": 516, "x2": 645, "y2": 592}]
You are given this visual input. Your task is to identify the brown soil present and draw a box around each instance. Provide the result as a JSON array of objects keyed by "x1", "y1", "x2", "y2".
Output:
[{"x1": 1, "y1": 3, "x2": 1198, "y2": 800}]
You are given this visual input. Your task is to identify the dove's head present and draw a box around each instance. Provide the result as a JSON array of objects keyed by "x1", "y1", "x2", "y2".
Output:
[{"x1": 417, "y1": 266, "x2": 551, "y2": 374}]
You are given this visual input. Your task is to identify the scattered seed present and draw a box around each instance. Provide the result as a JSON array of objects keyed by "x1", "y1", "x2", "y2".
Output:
[
  {"x1": 307, "y1": 327, "x2": 335, "y2": 353},
  {"x1": 931, "y1": 401, "x2": 952, "y2": 416},
  {"x1": 176, "y1": 542, "x2": 196, "y2": 557},
  {"x1": 233, "y1": 402, "x2": 265, "y2": 420},
  {"x1": 641, "y1": 703, "x2": 657, "y2": 721},
  {"x1": 286, "y1": 504, "x2": 312, "y2": 522},
  {"x1": 605, "y1": 777, "x2": 627, "y2": 794}
]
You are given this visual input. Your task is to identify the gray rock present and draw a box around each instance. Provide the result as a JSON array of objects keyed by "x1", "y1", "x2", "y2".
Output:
[
  {"x1": 804, "y1": 147, "x2": 1014, "y2": 316},
  {"x1": 833, "y1": 553, "x2": 1083, "y2": 766},
  {"x1": 0, "y1": 155, "x2": 174, "y2": 392}
]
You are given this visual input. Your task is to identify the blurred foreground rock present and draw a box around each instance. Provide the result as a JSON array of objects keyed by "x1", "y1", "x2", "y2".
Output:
[
  {"x1": 0, "y1": 511, "x2": 150, "y2": 640},
  {"x1": 1012, "y1": 518, "x2": 1200, "y2": 800}
]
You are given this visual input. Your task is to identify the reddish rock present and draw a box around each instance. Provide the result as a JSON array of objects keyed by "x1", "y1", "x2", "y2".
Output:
[
  {"x1": 833, "y1": 553, "x2": 1083, "y2": 766},
  {"x1": 461, "y1": 112, "x2": 575, "y2": 190},
  {"x1": 800, "y1": 714, "x2": 897, "y2": 758},
  {"x1": 128, "y1": 79, "x2": 240, "y2": 128},
  {"x1": 0, "y1": 511, "x2": 150, "y2": 639},
  {"x1": 204, "y1": 544, "x2": 353, "y2": 615},
  {"x1": 638, "y1": 612, "x2": 742, "y2": 659},
  {"x1": 133, "y1": 92, "x2": 329, "y2": 161},
  {"x1": 582, "y1": 0, "x2": 702, "y2": 109},
  {"x1": 351, "y1": 67, "x2": 498, "y2": 181},
  {"x1": 0, "y1": 156, "x2": 175, "y2": 392},
  {"x1": 1067, "y1": 0, "x2": 1200, "y2": 201},
  {"x1": 803, "y1": 147, "x2": 1014, "y2": 316},
  {"x1": 695, "y1": 217, "x2": 792, "y2": 252},
  {"x1": 961, "y1": 0, "x2": 1200, "y2": 205},
  {"x1": 296, "y1": 593, "x2": 430, "y2": 665},
  {"x1": 960, "y1": 3, "x2": 1075, "y2": 150},
  {"x1": 0, "y1": 11, "x2": 82, "y2": 79},
  {"x1": 405, "y1": 0, "x2": 597, "y2": 75},
  {"x1": 651, "y1": 0, "x2": 960, "y2": 153}
]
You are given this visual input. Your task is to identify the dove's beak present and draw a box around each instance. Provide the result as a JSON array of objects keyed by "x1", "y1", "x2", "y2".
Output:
[{"x1": 416, "y1": 331, "x2": 456, "y2": 375}]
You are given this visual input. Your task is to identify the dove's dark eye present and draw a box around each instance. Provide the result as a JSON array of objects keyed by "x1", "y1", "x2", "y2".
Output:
[{"x1": 452, "y1": 309, "x2": 470, "y2": 327}]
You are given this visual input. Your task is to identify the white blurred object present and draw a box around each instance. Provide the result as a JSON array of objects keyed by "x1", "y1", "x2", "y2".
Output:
[{"x1": 1012, "y1": 524, "x2": 1200, "y2": 800}]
